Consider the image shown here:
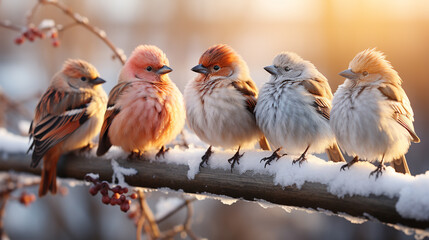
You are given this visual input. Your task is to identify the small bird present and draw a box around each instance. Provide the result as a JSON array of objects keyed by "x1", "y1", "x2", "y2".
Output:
[
  {"x1": 330, "y1": 48, "x2": 420, "y2": 178},
  {"x1": 28, "y1": 59, "x2": 107, "y2": 196},
  {"x1": 185, "y1": 44, "x2": 270, "y2": 170},
  {"x1": 256, "y1": 52, "x2": 345, "y2": 167},
  {"x1": 96, "y1": 45, "x2": 185, "y2": 159}
]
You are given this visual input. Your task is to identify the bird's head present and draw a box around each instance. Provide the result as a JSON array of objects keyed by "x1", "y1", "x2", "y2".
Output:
[
  {"x1": 60, "y1": 59, "x2": 106, "y2": 89},
  {"x1": 121, "y1": 45, "x2": 172, "y2": 82},
  {"x1": 339, "y1": 48, "x2": 400, "y2": 85},
  {"x1": 191, "y1": 44, "x2": 248, "y2": 81},
  {"x1": 264, "y1": 52, "x2": 315, "y2": 80}
]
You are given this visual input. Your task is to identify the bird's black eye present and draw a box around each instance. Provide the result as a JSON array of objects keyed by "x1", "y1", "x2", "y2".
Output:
[
  {"x1": 284, "y1": 66, "x2": 291, "y2": 72},
  {"x1": 213, "y1": 65, "x2": 220, "y2": 71},
  {"x1": 146, "y1": 66, "x2": 152, "y2": 71},
  {"x1": 362, "y1": 71, "x2": 369, "y2": 76},
  {"x1": 80, "y1": 77, "x2": 87, "y2": 81}
]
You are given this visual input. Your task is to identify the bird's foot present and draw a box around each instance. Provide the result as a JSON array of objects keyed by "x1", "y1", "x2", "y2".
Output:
[
  {"x1": 227, "y1": 149, "x2": 244, "y2": 172},
  {"x1": 292, "y1": 154, "x2": 307, "y2": 166},
  {"x1": 340, "y1": 163, "x2": 351, "y2": 171},
  {"x1": 260, "y1": 148, "x2": 286, "y2": 168},
  {"x1": 128, "y1": 150, "x2": 143, "y2": 160},
  {"x1": 340, "y1": 156, "x2": 360, "y2": 171},
  {"x1": 200, "y1": 146, "x2": 213, "y2": 167},
  {"x1": 369, "y1": 163, "x2": 386, "y2": 179},
  {"x1": 155, "y1": 146, "x2": 170, "y2": 159},
  {"x1": 79, "y1": 143, "x2": 95, "y2": 153}
]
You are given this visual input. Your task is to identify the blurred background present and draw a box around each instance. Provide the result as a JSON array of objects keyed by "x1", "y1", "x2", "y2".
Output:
[{"x1": 1, "y1": 0, "x2": 428, "y2": 239}]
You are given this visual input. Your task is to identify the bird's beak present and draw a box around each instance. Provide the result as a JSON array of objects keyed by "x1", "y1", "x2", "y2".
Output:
[
  {"x1": 339, "y1": 69, "x2": 359, "y2": 80},
  {"x1": 264, "y1": 65, "x2": 278, "y2": 76},
  {"x1": 92, "y1": 77, "x2": 106, "y2": 85},
  {"x1": 157, "y1": 65, "x2": 173, "y2": 75},
  {"x1": 191, "y1": 64, "x2": 209, "y2": 75}
]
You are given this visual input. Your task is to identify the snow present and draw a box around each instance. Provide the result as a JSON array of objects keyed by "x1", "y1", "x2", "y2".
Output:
[
  {"x1": 154, "y1": 197, "x2": 183, "y2": 219},
  {"x1": 38, "y1": 19, "x2": 55, "y2": 30},
  {"x1": 154, "y1": 145, "x2": 429, "y2": 222},
  {"x1": 0, "y1": 128, "x2": 30, "y2": 153},
  {"x1": 1, "y1": 127, "x2": 429, "y2": 226},
  {"x1": 111, "y1": 159, "x2": 137, "y2": 186}
]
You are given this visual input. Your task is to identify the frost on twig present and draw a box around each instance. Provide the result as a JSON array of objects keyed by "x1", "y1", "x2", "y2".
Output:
[
  {"x1": 111, "y1": 159, "x2": 137, "y2": 186},
  {"x1": 0, "y1": 0, "x2": 126, "y2": 64}
]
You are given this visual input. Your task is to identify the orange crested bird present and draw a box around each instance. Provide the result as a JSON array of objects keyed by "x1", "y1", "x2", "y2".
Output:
[
  {"x1": 29, "y1": 59, "x2": 107, "y2": 196},
  {"x1": 331, "y1": 48, "x2": 420, "y2": 178},
  {"x1": 96, "y1": 45, "x2": 185, "y2": 158},
  {"x1": 184, "y1": 44, "x2": 270, "y2": 170}
]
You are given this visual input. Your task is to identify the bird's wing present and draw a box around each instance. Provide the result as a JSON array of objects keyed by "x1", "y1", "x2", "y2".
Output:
[
  {"x1": 378, "y1": 83, "x2": 420, "y2": 143},
  {"x1": 29, "y1": 88, "x2": 93, "y2": 167},
  {"x1": 300, "y1": 78, "x2": 333, "y2": 120},
  {"x1": 97, "y1": 82, "x2": 133, "y2": 156},
  {"x1": 231, "y1": 80, "x2": 258, "y2": 114}
]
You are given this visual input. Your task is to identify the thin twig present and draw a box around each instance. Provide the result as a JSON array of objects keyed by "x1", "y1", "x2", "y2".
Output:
[
  {"x1": 41, "y1": 0, "x2": 126, "y2": 65},
  {"x1": 159, "y1": 199, "x2": 199, "y2": 240},
  {"x1": 0, "y1": 193, "x2": 10, "y2": 240},
  {"x1": 25, "y1": 1, "x2": 41, "y2": 27},
  {"x1": 0, "y1": 20, "x2": 22, "y2": 32},
  {"x1": 156, "y1": 198, "x2": 196, "y2": 224},
  {"x1": 137, "y1": 190, "x2": 160, "y2": 240}
]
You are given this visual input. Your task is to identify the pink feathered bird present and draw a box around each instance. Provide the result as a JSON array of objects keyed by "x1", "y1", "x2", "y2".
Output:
[{"x1": 96, "y1": 45, "x2": 185, "y2": 158}]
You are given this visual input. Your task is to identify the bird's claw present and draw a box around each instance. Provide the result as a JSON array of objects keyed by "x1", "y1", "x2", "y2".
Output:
[
  {"x1": 369, "y1": 164, "x2": 386, "y2": 179},
  {"x1": 292, "y1": 155, "x2": 307, "y2": 166},
  {"x1": 228, "y1": 151, "x2": 244, "y2": 172},
  {"x1": 260, "y1": 148, "x2": 286, "y2": 168},
  {"x1": 155, "y1": 146, "x2": 169, "y2": 159},
  {"x1": 128, "y1": 150, "x2": 143, "y2": 160},
  {"x1": 340, "y1": 163, "x2": 350, "y2": 171},
  {"x1": 79, "y1": 143, "x2": 94, "y2": 153},
  {"x1": 200, "y1": 146, "x2": 213, "y2": 168}
]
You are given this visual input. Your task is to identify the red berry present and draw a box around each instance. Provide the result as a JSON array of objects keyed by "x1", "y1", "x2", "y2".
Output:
[
  {"x1": 112, "y1": 186, "x2": 121, "y2": 193},
  {"x1": 89, "y1": 186, "x2": 99, "y2": 196},
  {"x1": 120, "y1": 195, "x2": 126, "y2": 202},
  {"x1": 52, "y1": 40, "x2": 60, "y2": 47},
  {"x1": 51, "y1": 31, "x2": 58, "y2": 39},
  {"x1": 128, "y1": 211, "x2": 137, "y2": 219},
  {"x1": 122, "y1": 187, "x2": 128, "y2": 194},
  {"x1": 110, "y1": 198, "x2": 117, "y2": 206},
  {"x1": 19, "y1": 192, "x2": 36, "y2": 206},
  {"x1": 120, "y1": 203, "x2": 130, "y2": 212},
  {"x1": 130, "y1": 193, "x2": 137, "y2": 199},
  {"x1": 14, "y1": 37, "x2": 24, "y2": 45},
  {"x1": 102, "y1": 195, "x2": 110, "y2": 204},
  {"x1": 113, "y1": 193, "x2": 120, "y2": 199}
]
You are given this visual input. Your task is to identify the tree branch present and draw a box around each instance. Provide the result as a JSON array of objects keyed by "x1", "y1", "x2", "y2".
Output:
[{"x1": 0, "y1": 152, "x2": 428, "y2": 231}]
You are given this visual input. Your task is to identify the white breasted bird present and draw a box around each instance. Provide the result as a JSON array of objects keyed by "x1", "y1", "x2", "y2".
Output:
[
  {"x1": 330, "y1": 48, "x2": 420, "y2": 178},
  {"x1": 256, "y1": 52, "x2": 345, "y2": 167}
]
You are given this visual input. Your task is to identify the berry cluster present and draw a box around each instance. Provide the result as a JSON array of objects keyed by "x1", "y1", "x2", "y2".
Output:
[
  {"x1": 18, "y1": 191, "x2": 36, "y2": 207},
  {"x1": 14, "y1": 26, "x2": 59, "y2": 47},
  {"x1": 84, "y1": 174, "x2": 137, "y2": 212}
]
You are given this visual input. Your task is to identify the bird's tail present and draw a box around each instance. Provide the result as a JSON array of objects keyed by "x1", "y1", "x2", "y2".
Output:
[
  {"x1": 259, "y1": 136, "x2": 271, "y2": 151},
  {"x1": 39, "y1": 147, "x2": 61, "y2": 197},
  {"x1": 326, "y1": 143, "x2": 346, "y2": 162},
  {"x1": 392, "y1": 155, "x2": 410, "y2": 175}
]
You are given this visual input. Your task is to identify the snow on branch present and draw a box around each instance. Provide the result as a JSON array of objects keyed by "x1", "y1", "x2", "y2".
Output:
[{"x1": 0, "y1": 129, "x2": 428, "y2": 238}]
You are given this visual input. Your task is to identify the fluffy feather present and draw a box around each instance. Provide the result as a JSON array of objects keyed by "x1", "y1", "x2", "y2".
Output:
[
  {"x1": 97, "y1": 45, "x2": 185, "y2": 156},
  {"x1": 29, "y1": 59, "x2": 107, "y2": 196},
  {"x1": 256, "y1": 52, "x2": 344, "y2": 163},
  {"x1": 331, "y1": 48, "x2": 419, "y2": 175}
]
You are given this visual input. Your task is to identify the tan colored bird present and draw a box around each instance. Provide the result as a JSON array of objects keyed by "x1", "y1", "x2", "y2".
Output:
[
  {"x1": 96, "y1": 45, "x2": 185, "y2": 158},
  {"x1": 331, "y1": 48, "x2": 420, "y2": 177},
  {"x1": 185, "y1": 44, "x2": 270, "y2": 170},
  {"x1": 29, "y1": 59, "x2": 107, "y2": 196}
]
